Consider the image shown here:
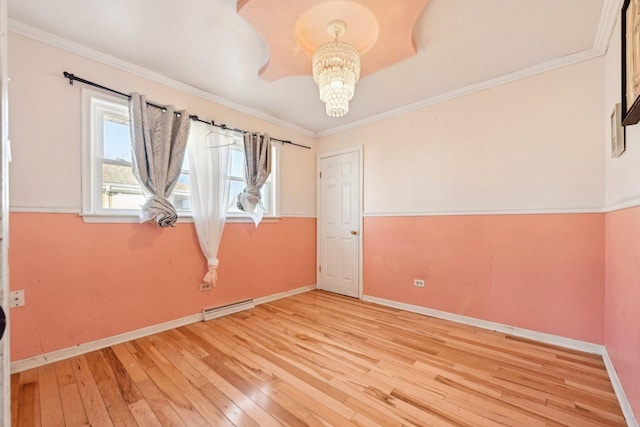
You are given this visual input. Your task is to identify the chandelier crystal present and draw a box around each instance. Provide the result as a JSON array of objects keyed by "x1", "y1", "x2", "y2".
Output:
[{"x1": 312, "y1": 21, "x2": 361, "y2": 118}]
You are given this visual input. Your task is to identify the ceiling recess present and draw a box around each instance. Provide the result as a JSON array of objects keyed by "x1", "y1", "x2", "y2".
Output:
[{"x1": 237, "y1": 0, "x2": 431, "y2": 81}]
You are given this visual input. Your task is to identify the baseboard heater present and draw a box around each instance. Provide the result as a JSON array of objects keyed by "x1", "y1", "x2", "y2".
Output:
[{"x1": 202, "y1": 299, "x2": 255, "y2": 321}]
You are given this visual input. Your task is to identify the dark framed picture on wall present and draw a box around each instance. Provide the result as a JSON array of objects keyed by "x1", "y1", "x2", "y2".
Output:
[{"x1": 622, "y1": 0, "x2": 640, "y2": 125}]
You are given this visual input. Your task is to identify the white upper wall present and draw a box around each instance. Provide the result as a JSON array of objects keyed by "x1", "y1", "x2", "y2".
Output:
[
  {"x1": 9, "y1": 28, "x2": 613, "y2": 217},
  {"x1": 8, "y1": 33, "x2": 317, "y2": 217},
  {"x1": 319, "y1": 58, "x2": 606, "y2": 215},
  {"x1": 604, "y1": 16, "x2": 640, "y2": 208}
]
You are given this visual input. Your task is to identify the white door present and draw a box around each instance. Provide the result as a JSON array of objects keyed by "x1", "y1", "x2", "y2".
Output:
[{"x1": 318, "y1": 150, "x2": 361, "y2": 298}]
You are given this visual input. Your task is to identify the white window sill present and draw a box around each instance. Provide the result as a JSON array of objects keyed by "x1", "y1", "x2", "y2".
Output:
[{"x1": 80, "y1": 213, "x2": 281, "y2": 224}]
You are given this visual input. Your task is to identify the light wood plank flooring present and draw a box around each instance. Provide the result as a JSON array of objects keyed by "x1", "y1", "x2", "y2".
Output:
[{"x1": 11, "y1": 290, "x2": 626, "y2": 426}]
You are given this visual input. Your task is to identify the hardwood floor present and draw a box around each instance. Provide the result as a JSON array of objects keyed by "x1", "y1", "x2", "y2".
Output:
[{"x1": 11, "y1": 290, "x2": 626, "y2": 426}]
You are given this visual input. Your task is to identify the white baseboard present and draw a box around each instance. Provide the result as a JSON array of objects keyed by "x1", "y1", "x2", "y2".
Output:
[
  {"x1": 602, "y1": 349, "x2": 639, "y2": 427},
  {"x1": 11, "y1": 284, "x2": 316, "y2": 373},
  {"x1": 10, "y1": 313, "x2": 202, "y2": 373},
  {"x1": 254, "y1": 284, "x2": 316, "y2": 306},
  {"x1": 362, "y1": 295, "x2": 640, "y2": 425},
  {"x1": 362, "y1": 295, "x2": 604, "y2": 354}
]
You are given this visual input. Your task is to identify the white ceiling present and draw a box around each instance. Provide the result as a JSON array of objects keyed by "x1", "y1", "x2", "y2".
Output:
[{"x1": 8, "y1": 0, "x2": 608, "y2": 136}]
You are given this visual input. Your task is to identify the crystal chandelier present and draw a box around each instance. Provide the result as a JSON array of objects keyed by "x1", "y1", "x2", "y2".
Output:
[{"x1": 312, "y1": 20, "x2": 361, "y2": 118}]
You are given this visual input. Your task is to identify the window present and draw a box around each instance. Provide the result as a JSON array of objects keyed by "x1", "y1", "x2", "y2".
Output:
[
  {"x1": 82, "y1": 89, "x2": 278, "y2": 222},
  {"x1": 226, "y1": 146, "x2": 276, "y2": 216}
]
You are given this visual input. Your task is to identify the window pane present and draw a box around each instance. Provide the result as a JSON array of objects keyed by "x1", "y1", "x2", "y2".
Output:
[
  {"x1": 261, "y1": 183, "x2": 271, "y2": 214},
  {"x1": 225, "y1": 145, "x2": 276, "y2": 217},
  {"x1": 102, "y1": 190, "x2": 146, "y2": 210},
  {"x1": 103, "y1": 118, "x2": 131, "y2": 161},
  {"x1": 229, "y1": 148, "x2": 244, "y2": 178},
  {"x1": 173, "y1": 173, "x2": 191, "y2": 211},
  {"x1": 182, "y1": 150, "x2": 190, "y2": 172},
  {"x1": 102, "y1": 161, "x2": 146, "y2": 209},
  {"x1": 102, "y1": 116, "x2": 142, "y2": 209},
  {"x1": 227, "y1": 181, "x2": 271, "y2": 215},
  {"x1": 173, "y1": 192, "x2": 191, "y2": 211},
  {"x1": 227, "y1": 180, "x2": 244, "y2": 213}
]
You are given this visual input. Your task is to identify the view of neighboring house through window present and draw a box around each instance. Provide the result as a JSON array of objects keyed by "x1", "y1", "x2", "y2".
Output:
[{"x1": 84, "y1": 91, "x2": 277, "y2": 219}]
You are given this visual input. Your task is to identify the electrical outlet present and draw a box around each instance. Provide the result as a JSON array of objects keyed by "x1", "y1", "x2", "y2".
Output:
[
  {"x1": 199, "y1": 282, "x2": 212, "y2": 291},
  {"x1": 414, "y1": 279, "x2": 425, "y2": 288},
  {"x1": 10, "y1": 290, "x2": 25, "y2": 307}
]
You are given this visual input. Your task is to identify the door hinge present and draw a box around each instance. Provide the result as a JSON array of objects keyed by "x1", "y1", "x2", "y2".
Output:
[
  {"x1": 319, "y1": 171, "x2": 322, "y2": 179},
  {"x1": 318, "y1": 265, "x2": 321, "y2": 273}
]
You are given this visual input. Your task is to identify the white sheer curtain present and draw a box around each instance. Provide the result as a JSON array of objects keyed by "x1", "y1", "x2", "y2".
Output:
[{"x1": 187, "y1": 121, "x2": 231, "y2": 287}]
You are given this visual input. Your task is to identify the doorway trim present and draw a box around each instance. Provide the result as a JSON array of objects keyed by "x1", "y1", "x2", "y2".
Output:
[
  {"x1": 317, "y1": 146, "x2": 364, "y2": 299},
  {"x1": 0, "y1": 0, "x2": 9, "y2": 421}
]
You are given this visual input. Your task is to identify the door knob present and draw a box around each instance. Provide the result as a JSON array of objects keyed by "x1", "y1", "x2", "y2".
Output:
[{"x1": 350, "y1": 230, "x2": 358, "y2": 235}]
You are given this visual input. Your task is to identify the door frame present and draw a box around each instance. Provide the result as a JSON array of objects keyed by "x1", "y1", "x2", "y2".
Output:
[
  {"x1": 317, "y1": 146, "x2": 364, "y2": 299},
  {"x1": 0, "y1": 0, "x2": 9, "y2": 422}
]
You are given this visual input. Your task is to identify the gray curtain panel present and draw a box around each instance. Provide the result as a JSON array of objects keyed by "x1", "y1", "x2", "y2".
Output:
[
  {"x1": 236, "y1": 132, "x2": 272, "y2": 225},
  {"x1": 129, "y1": 93, "x2": 190, "y2": 227}
]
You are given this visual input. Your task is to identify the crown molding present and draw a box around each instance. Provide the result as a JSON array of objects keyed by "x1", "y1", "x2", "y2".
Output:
[
  {"x1": 594, "y1": 0, "x2": 624, "y2": 55},
  {"x1": 10, "y1": 0, "x2": 622, "y2": 140},
  {"x1": 8, "y1": 19, "x2": 316, "y2": 138},
  {"x1": 317, "y1": 48, "x2": 601, "y2": 138}
]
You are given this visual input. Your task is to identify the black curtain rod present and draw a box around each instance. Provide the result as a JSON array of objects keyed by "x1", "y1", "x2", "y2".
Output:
[{"x1": 63, "y1": 71, "x2": 311, "y2": 150}]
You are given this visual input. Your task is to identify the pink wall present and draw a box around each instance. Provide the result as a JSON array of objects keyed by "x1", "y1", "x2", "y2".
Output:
[
  {"x1": 605, "y1": 206, "x2": 640, "y2": 418},
  {"x1": 9, "y1": 213, "x2": 316, "y2": 360},
  {"x1": 364, "y1": 214, "x2": 605, "y2": 343}
]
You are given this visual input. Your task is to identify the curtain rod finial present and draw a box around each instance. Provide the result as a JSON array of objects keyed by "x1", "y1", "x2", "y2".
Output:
[{"x1": 63, "y1": 71, "x2": 75, "y2": 85}]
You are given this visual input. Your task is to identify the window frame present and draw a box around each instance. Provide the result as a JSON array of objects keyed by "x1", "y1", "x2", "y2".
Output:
[{"x1": 81, "y1": 89, "x2": 280, "y2": 224}]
